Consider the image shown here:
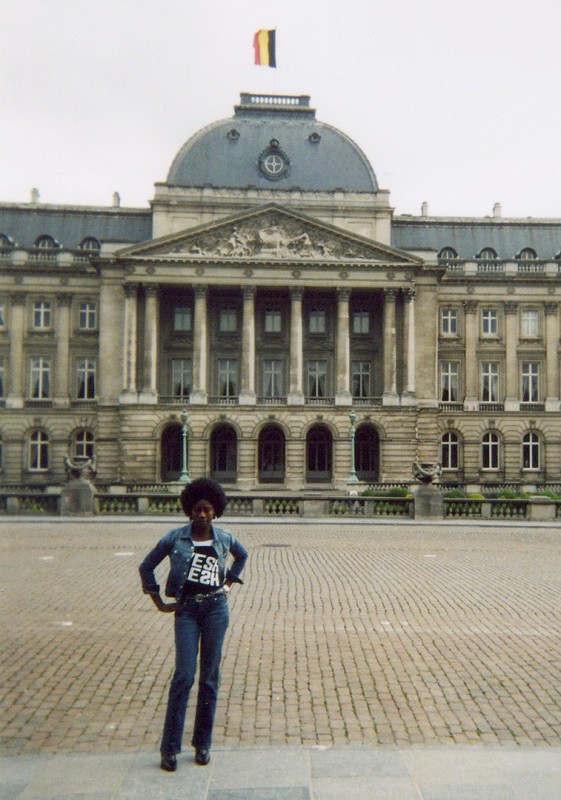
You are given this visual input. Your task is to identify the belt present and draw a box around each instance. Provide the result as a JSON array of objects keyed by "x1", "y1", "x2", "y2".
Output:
[{"x1": 188, "y1": 587, "x2": 225, "y2": 603}]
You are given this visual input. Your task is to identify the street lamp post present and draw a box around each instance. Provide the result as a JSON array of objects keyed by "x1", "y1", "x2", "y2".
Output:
[
  {"x1": 179, "y1": 409, "x2": 190, "y2": 484},
  {"x1": 347, "y1": 409, "x2": 359, "y2": 487}
]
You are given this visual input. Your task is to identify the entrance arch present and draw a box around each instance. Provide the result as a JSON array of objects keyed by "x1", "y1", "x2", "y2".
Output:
[
  {"x1": 161, "y1": 424, "x2": 182, "y2": 482},
  {"x1": 210, "y1": 424, "x2": 237, "y2": 483},
  {"x1": 355, "y1": 424, "x2": 380, "y2": 481},
  {"x1": 306, "y1": 425, "x2": 332, "y2": 483},
  {"x1": 258, "y1": 424, "x2": 285, "y2": 483}
]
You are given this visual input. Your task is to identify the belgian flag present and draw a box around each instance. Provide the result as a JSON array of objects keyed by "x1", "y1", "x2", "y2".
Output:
[{"x1": 253, "y1": 29, "x2": 276, "y2": 67}]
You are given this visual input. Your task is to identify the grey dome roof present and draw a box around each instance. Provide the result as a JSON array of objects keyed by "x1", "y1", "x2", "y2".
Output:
[{"x1": 167, "y1": 94, "x2": 378, "y2": 193}]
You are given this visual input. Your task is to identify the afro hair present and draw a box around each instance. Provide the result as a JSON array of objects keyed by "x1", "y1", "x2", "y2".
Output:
[{"x1": 179, "y1": 478, "x2": 227, "y2": 518}]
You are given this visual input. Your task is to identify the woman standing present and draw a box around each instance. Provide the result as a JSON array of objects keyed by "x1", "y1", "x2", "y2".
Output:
[{"x1": 139, "y1": 478, "x2": 248, "y2": 771}]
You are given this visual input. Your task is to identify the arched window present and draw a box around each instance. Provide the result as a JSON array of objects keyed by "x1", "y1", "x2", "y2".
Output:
[
  {"x1": 73, "y1": 430, "x2": 95, "y2": 460},
  {"x1": 35, "y1": 235, "x2": 58, "y2": 249},
  {"x1": 355, "y1": 424, "x2": 380, "y2": 481},
  {"x1": 29, "y1": 430, "x2": 49, "y2": 471},
  {"x1": 160, "y1": 423, "x2": 182, "y2": 482},
  {"x1": 79, "y1": 237, "x2": 100, "y2": 252},
  {"x1": 522, "y1": 432, "x2": 540, "y2": 471},
  {"x1": 210, "y1": 424, "x2": 237, "y2": 482},
  {"x1": 517, "y1": 248, "x2": 537, "y2": 260},
  {"x1": 441, "y1": 432, "x2": 459, "y2": 470},
  {"x1": 258, "y1": 425, "x2": 285, "y2": 483},
  {"x1": 0, "y1": 234, "x2": 14, "y2": 248},
  {"x1": 438, "y1": 247, "x2": 458, "y2": 262},
  {"x1": 482, "y1": 432, "x2": 499, "y2": 470},
  {"x1": 306, "y1": 425, "x2": 332, "y2": 483},
  {"x1": 477, "y1": 247, "x2": 498, "y2": 261}
]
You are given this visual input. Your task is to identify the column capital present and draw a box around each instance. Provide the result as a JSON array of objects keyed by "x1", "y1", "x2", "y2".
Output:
[
  {"x1": 124, "y1": 283, "x2": 138, "y2": 298},
  {"x1": 194, "y1": 284, "x2": 208, "y2": 299},
  {"x1": 404, "y1": 286, "x2": 416, "y2": 302},
  {"x1": 383, "y1": 288, "x2": 397, "y2": 301},
  {"x1": 337, "y1": 288, "x2": 351, "y2": 302},
  {"x1": 504, "y1": 301, "x2": 518, "y2": 315},
  {"x1": 243, "y1": 285, "x2": 256, "y2": 299},
  {"x1": 463, "y1": 300, "x2": 478, "y2": 315},
  {"x1": 290, "y1": 287, "x2": 303, "y2": 301},
  {"x1": 545, "y1": 302, "x2": 558, "y2": 316},
  {"x1": 56, "y1": 293, "x2": 73, "y2": 307},
  {"x1": 10, "y1": 293, "x2": 26, "y2": 306},
  {"x1": 144, "y1": 284, "x2": 159, "y2": 299}
]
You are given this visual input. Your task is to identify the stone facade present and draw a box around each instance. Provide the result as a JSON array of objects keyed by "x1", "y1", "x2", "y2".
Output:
[{"x1": 1, "y1": 94, "x2": 561, "y2": 491}]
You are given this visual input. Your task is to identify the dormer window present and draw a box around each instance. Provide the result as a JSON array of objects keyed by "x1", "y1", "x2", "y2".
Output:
[
  {"x1": 477, "y1": 247, "x2": 498, "y2": 261},
  {"x1": 517, "y1": 248, "x2": 537, "y2": 260},
  {"x1": 79, "y1": 237, "x2": 100, "y2": 252},
  {"x1": 35, "y1": 235, "x2": 58, "y2": 249},
  {"x1": 438, "y1": 247, "x2": 458, "y2": 262}
]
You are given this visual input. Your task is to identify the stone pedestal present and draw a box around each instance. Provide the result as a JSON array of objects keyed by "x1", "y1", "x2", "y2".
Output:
[
  {"x1": 413, "y1": 484, "x2": 444, "y2": 519},
  {"x1": 61, "y1": 478, "x2": 95, "y2": 515}
]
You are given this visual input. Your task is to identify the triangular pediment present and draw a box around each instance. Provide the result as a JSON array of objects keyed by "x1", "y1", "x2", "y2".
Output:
[{"x1": 117, "y1": 204, "x2": 422, "y2": 265}]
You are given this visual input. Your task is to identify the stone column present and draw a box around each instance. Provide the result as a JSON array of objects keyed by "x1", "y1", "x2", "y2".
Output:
[
  {"x1": 402, "y1": 286, "x2": 417, "y2": 405},
  {"x1": 463, "y1": 301, "x2": 478, "y2": 410},
  {"x1": 120, "y1": 283, "x2": 138, "y2": 403},
  {"x1": 240, "y1": 286, "x2": 256, "y2": 405},
  {"x1": 6, "y1": 293, "x2": 25, "y2": 408},
  {"x1": 190, "y1": 285, "x2": 208, "y2": 404},
  {"x1": 335, "y1": 289, "x2": 352, "y2": 406},
  {"x1": 504, "y1": 302, "x2": 519, "y2": 411},
  {"x1": 53, "y1": 293, "x2": 72, "y2": 408},
  {"x1": 382, "y1": 288, "x2": 398, "y2": 405},
  {"x1": 288, "y1": 288, "x2": 304, "y2": 405},
  {"x1": 545, "y1": 302, "x2": 560, "y2": 411},
  {"x1": 139, "y1": 285, "x2": 158, "y2": 403}
]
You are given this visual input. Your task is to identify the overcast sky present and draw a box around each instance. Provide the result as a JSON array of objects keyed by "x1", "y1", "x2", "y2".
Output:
[{"x1": 1, "y1": 0, "x2": 560, "y2": 218}]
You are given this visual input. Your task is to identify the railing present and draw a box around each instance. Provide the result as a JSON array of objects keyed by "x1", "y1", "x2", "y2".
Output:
[
  {"x1": 477, "y1": 261, "x2": 504, "y2": 274},
  {"x1": 520, "y1": 403, "x2": 545, "y2": 412},
  {"x1": 305, "y1": 397, "x2": 335, "y2": 406}
]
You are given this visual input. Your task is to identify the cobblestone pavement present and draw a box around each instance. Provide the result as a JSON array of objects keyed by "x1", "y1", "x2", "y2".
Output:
[{"x1": 1, "y1": 519, "x2": 560, "y2": 756}]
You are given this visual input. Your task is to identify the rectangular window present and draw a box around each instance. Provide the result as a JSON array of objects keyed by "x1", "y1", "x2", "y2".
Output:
[
  {"x1": 309, "y1": 309, "x2": 326, "y2": 334},
  {"x1": 263, "y1": 359, "x2": 283, "y2": 397},
  {"x1": 29, "y1": 433, "x2": 49, "y2": 471},
  {"x1": 521, "y1": 362, "x2": 539, "y2": 402},
  {"x1": 481, "y1": 308, "x2": 498, "y2": 336},
  {"x1": 79, "y1": 302, "x2": 97, "y2": 330},
  {"x1": 264, "y1": 309, "x2": 282, "y2": 333},
  {"x1": 218, "y1": 359, "x2": 238, "y2": 397},
  {"x1": 523, "y1": 433, "x2": 540, "y2": 470},
  {"x1": 30, "y1": 357, "x2": 51, "y2": 399},
  {"x1": 0, "y1": 300, "x2": 5, "y2": 328},
  {"x1": 173, "y1": 305, "x2": 192, "y2": 332},
  {"x1": 307, "y1": 360, "x2": 327, "y2": 398},
  {"x1": 441, "y1": 308, "x2": 458, "y2": 335},
  {"x1": 440, "y1": 361, "x2": 459, "y2": 402},
  {"x1": 521, "y1": 309, "x2": 539, "y2": 337},
  {"x1": 0, "y1": 356, "x2": 4, "y2": 398},
  {"x1": 33, "y1": 301, "x2": 51, "y2": 329},
  {"x1": 76, "y1": 358, "x2": 96, "y2": 399},
  {"x1": 481, "y1": 362, "x2": 499, "y2": 402},
  {"x1": 352, "y1": 311, "x2": 370, "y2": 334},
  {"x1": 171, "y1": 358, "x2": 192, "y2": 397},
  {"x1": 482, "y1": 434, "x2": 499, "y2": 470},
  {"x1": 219, "y1": 308, "x2": 237, "y2": 333},
  {"x1": 352, "y1": 361, "x2": 370, "y2": 398}
]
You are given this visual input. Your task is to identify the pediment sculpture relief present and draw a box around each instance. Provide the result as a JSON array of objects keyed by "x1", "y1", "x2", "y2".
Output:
[{"x1": 174, "y1": 214, "x2": 375, "y2": 260}]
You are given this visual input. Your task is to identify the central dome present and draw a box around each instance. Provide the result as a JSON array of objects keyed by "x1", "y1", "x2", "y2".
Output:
[{"x1": 166, "y1": 93, "x2": 379, "y2": 194}]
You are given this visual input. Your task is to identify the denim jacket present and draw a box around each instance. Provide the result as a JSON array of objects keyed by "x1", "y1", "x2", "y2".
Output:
[{"x1": 139, "y1": 523, "x2": 248, "y2": 599}]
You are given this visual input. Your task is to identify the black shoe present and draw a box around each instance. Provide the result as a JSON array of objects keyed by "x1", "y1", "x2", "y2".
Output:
[
  {"x1": 160, "y1": 754, "x2": 177, "y2": 772},
  {"x1": 195, "y1": 747, "x2": 210, "y2": 765}
]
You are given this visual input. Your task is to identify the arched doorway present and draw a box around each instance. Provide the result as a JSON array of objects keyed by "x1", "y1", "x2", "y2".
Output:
[
  {"x1": 258, "y1": 425, "x2": 285, "y2": 483},
  {"x1": 210, "y1": 424, "x2": 237, "y2": 483},
  {"x1": 161, "y1": 424, "x2": 182, "y2": 482},
  {"x1": 355, "y1": 424, "x2": 380, "y2": 481},
  {"x1": 306, "y1": 425, "x2": 332, "y2": 483}
]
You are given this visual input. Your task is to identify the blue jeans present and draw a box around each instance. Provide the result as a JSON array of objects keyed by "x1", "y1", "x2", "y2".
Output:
[{"x1": 161, "y1": 593, "x2": 229, "y2": 755}]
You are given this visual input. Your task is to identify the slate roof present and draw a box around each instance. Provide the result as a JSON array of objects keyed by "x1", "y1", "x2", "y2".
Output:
[
  {"x1": 0, "y1": 203, "x2": 152, "y2": 249},
  {"x1": 392, "y1": 217, "x2": 561, "y2": 260},
  {"x1": 166, "y1": 94, "x2": 379, "y2": 194}
]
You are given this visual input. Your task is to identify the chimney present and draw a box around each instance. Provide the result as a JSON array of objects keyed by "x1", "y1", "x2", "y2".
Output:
[
  {"x1": 30, "y1": 188, "x2": 40, "y2": 204},
  {"x1": 113, "y1": 192, "x2": 121, "y2": 208},
  {"x1": 493, "y1": 202, "x2": 502, "y2": 218},
  {"x1": 421, "y1": 201, "x2": 429, "y2": 217}
]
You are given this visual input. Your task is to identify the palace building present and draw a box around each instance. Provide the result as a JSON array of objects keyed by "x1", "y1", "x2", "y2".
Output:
[{"x1": 1, "y1": 93, "x2": 561, "y2": 491}]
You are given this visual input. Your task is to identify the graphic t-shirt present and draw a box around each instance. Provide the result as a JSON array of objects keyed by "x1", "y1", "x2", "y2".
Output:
[{"x1": 182, "y1": 540, "x2": 224, "y2": 597}]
